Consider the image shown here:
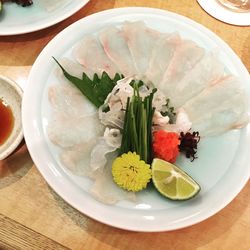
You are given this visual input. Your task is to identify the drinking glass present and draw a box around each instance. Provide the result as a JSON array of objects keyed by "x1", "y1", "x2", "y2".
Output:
[{"x1": 217, "y1": 0, "x2": 250, "y2": 12}]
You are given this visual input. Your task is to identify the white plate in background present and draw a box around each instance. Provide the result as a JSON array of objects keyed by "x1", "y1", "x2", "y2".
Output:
[{"x1": 0, "y1": 0, "x2": 89, "y2": 35}]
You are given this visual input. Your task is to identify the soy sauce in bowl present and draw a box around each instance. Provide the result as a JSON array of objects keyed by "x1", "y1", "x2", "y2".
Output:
[
  {"x1": 0, "y1": 75, "x2": 23, "y2": 160},
  {"x1": 0, "y1": 99, "x2": 14, "y2": 146}
]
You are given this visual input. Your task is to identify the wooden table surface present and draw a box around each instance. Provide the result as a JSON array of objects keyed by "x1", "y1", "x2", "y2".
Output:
[{"x1": 0, "y1": 0, "x2": 249, "y2": 249}]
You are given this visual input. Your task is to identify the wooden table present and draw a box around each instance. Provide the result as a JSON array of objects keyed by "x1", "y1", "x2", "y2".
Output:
[{"x1": 0, "y1": 0, "x2": 249, "y2": 249}]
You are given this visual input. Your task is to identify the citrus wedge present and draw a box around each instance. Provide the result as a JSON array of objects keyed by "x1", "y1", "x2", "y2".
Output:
[{"x1": 152, "y1": 158, "x2": 200, "y2": 200}]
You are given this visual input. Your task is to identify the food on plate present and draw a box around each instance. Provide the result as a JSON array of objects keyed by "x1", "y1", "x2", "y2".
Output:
[
  {"x1": 48, "y1": 21, "x2": 249, "y2": 204},
  {"x1": 54, "y1": 57, "x2": 123, "y2": 108},
  {"x1": 73, "y1": 36, "x2": 121, "y2": 78},
  {"x1": 153, "y1": 130, "x2": 180, "y2": 163},
  {"x1": 151, "y1": 158, "x2": 200, "y2": 200},
  {"x1": 122, "y1": 21, "x2": 162, "y2": 74},
  {"x1": 112, "y1": 152, "x2": 152, "y2": 192},
  {"x1": 179, "y1": 131, "x2": 200, "y2": 161},
  {"x1": 99, "y1": 26, "x2": 137, "y2": 76}
]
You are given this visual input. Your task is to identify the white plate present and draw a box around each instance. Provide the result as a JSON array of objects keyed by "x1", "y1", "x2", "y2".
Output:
[
  {"x1": 22, "y1": 7, "x2": 250, "y2": 232},
  {"x1": 0, "y1": 0, "x2": 89, "y2": 35}
]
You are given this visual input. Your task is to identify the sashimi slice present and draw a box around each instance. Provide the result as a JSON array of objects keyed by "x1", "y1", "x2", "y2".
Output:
[
  {"x1": 48, "y1": 84, "x2": 96, "y2": 117},
  {"x1": 159, "y1": 39, "x2": 205, "y2": 92},
  {"x1": 165, "y1": 52, "x2": 225, "y2": 108},
  {"x1": 61, "y1": 147, "x2": 136, "y2": 204},
  {"x1": 90, "y1": 128, "x2": 121, "y2": 171},
  {"x1": 99, "y1": 26, "x2": 137, "y2": 76},
  {"x1": 90, "y1": 165, "x2": 136, "y2": 205},
  {"x1": 60, "y1": 140, "x2": 98, "y2": 177},
  {"x1": 146, "y1": 33, "x2": 181, "y2": 85},
  {"x1": 183, "y1": 76, "x2": 249, "y2": 136},
  {"x1": 122, "y1": 21, "x2": 162, "y2": 74},
  {"x1": 47, "y1": 113, "x2": 102, "y2": 148},
  {"x1": 47, "y1": 84, "x2": 103, "y2": 148},
  {"x1": 73, "y1": 35, "x2": 120, "y2": 77}
]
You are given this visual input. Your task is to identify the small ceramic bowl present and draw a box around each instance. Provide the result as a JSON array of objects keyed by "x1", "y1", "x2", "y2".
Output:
[{"x1": 0, "y1": 75, "x2": 23, "y2": 160}]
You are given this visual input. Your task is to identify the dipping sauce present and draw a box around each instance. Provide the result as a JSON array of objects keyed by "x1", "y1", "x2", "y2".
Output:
[{"x1": 0, "y1": 99, "x2": 14, "y2": 145}]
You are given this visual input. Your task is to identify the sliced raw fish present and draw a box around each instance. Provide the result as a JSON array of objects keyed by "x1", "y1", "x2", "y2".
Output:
[
  {"x1": 90, "y1": 139, "x2": 117, "y2": 171},
  {"x1": 99, "y1": 26, "x2": 137, "y2": 76},
  {"x1": 48, "y1": 84, "x2": 96, "y2": 117},
  {"x1": 47, "y1": 113, "x2": 102, "y2": 148},
  {"x1": 90, "y1": 128, "x2": 122, "y2": 171},
  {"x1": 73, "y1": 35, "x2": 120, "y2": 77},
  {"x1": 165, "y1": 52, "x2": 225, "y2": 108},
  {"x1": 90, "y1": 166, "x2": 136, "y2": 204},
  {"x1": 146, "y1": 33, "x2": 181, "y2": 85},
  {"x1": 122, "y1": 21, "x2": 162, "y2": 74},
  {"x1": 159, "y1": 39, "x2": 205, "y2": 93},
  {"x1": 61, "y1": 147, "x2": 136, "y2": 204},
  {"x1": 47, "y1": 84, "x2": 103, "y2": 148},
  {"x1": 183, "y1": 76, "x2": 249, "y2": 136},
  {"x1": 60, "y1": 140, "x2": 98, "y2": 177}
]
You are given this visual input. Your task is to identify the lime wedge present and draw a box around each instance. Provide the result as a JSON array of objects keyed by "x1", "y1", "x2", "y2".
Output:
[{"x1": 152, "y1": 158, "x2": 200, "y2": 200}]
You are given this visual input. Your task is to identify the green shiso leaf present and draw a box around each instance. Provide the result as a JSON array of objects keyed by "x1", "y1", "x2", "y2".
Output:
[{"x1": 53, "y1": 57, "x2": 123, "y2": 108}]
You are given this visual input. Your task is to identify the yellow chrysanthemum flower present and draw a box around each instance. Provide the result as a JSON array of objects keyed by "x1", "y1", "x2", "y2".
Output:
[{"x1": 112, "y1": 152, "x2": 152, "y2": 192}]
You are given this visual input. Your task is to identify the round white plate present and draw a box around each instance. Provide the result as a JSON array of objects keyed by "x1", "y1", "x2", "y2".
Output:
[
  {"x1": 22, "y1": 7, "x2": 250, "y2": 232},
  {"x1": 197, "y1": 0, "x2": 250, "y2": 26},
  {"x1": 0, "y1": 0, "x2": 89, "y2": 35}
]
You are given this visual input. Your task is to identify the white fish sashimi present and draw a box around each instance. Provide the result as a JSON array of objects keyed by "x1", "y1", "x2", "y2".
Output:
[
  {"x1": 62, "y1": 146, "x2": 136, "y2": 204},
  {"x1": 90, "y1": 153, "x2": 136, "y2": 205},
  {"x1": 99, "y1": 26, "x2": 137, "y2": 76},
  {"x1": 90, "y1": 128, "x2": 122, "y2": 171},
  {"x1": 183, "y1": 76, "x2": 249, "y2": 136},
  {"x1": 159, "y1": 39, "x2": 205, "y2": 94},
  {"x1": 60, "y1": 140, "x2": 98, "y2": 177},
  {"x1": 48, "y1": 84, "x2": 96, "y2": 117},
  {"x1": 122, "y1": 21, "x2": 162, "y2": 74},
  {"x1": 146, "y1": 33, "x2": 181, "y2": 86},
  {"x1": 47, "y1": 113, "x2": 102, "y2": 148},
  {"x1": 166, "y1": 52, "x2": 225, "y2": 108},
  {"x1": 73, "y1": 35, "x2": 120, "y2": 78},
  {"x1": 47, "y1": 84, "x2": 102, "y2": 148},
  {"x1": 90, "y1": 139, "x2": 117, "y2": 171}
]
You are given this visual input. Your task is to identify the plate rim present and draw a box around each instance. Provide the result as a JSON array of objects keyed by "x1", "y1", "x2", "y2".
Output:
[
  {"x1": 22, "y1": 7, "x2": 250, "y2": 232},
  {"x1": 0, "y1": 0, "x2": 89, "y2": 35}
]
